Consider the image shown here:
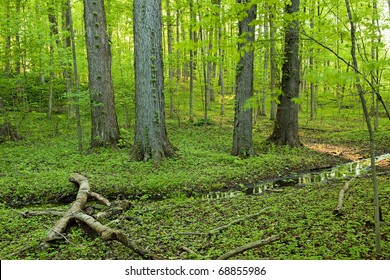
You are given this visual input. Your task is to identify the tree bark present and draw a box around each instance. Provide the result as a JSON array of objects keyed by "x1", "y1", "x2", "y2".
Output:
[
  {"x1": 132, "y1": 0, "x2": 176, "y2": 162},
  {"x1": 68, "y1": 0, "x2": 83, "y2": 153},
  {"x1": 232, "y1": 0, "x2": 256, "y2": 157},
  {"x1": 268, "y1": 0, "x2": 301, "y2": 147},
  {"x1": 84, "y1": 0, "x2": 120, "y2": 148},
  {"x1": 189, "y1": 0, "x2": 195, "y2": 122},
  {"x1": 269, "y1": 7, "x2": 278, "y2": 121},
  {"x1": 345, "y1": 0, "x2": 381, "y2": 257}
]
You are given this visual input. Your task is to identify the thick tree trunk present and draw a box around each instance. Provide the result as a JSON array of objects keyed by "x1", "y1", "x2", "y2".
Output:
[
  {"x1": 232, "y1": 0, "x2": 256, "y2": 157},
  {"x1": 268, "y1": 0, "x2": 301, "y2": 147},
  {"x1": 84, "y1": 0, "x2": 120, "y2": 148},
  {"x1": 132, "y1": 0, "x2": 176, "y2": 162}
]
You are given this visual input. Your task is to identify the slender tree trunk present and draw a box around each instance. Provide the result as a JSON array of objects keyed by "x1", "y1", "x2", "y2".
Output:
[
  {"x1": 371, "y1": 0, "x2": 380, "y2": 131},
  {"x1": 345, "y1": 0, "x2": 381, "y2": 257},
  {"x1": 166, "y1": 0, "x2": 175, "y2": 118},
  {"x1": 217, "y1": 0, "x2": 225, "y2": 116},
  {"x1": 62, "y1": 0, "x2": 74, "y2": 119},
  {"x1": 232, "y1": 0, "x2": 256, "y2": 157},
  {"x1": 84, "y1": 0, "x2": 120, "y2": 148},
  {"x1": 309, "y1": 6, "x2": 316, "y2": 120},
  {"x1": 67, "y1": 0, "x2": 82, "y2": 153},
  {"x1": 15, "y1": 0, "x2": 21, "y2": 75},
  {"x1": 269, "y1": 7, "x2": 278, "y2": 121},
  {"x1": 199, "y1": 24, "x2": 209, "y2": 125},
  {"x1": 268, "y1": 0, "x2": 301, "y2": 147},
  {"x1": 132, "y1": 0, "x2": 177, "y2": 162},
  {"x1": 47, "y1": 1, "x2": 59, "y2": 119},
  {"x1": 262, "y1": 8, "x2": 269, "y2": 117},
  {"x1": 5, "y1": 0, "x2": 11, "y2": 75},
  {"x1": 189, "y1": 0, "x2": 195, "y2": 122}
]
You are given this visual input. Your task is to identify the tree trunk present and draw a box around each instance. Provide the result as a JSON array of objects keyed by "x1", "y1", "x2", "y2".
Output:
[
  {"x1": 5, "y1": 0, "x2": 11, "y2": 75},
  {"x1": 189, "y1": 0, "x2": 195, "y2": 122},
  {"x1": 166, "y1": 0, "x2": 175, "y2": 118},
  {"x1": 345, "y1": 0, "x2": 381, "y2": 257},
  {"x1": 232, "y1": 0, "x2": 256, "y2": 157},
  {"x1": 269, "y1": 7, "x2": 278, "y2": 121},
  {"x1": 132, "y1": 0, "x2": 177, "y2": 162},
  {"x1": 68, "y1": 0, "x2": 83, "y2": 153},
  {"x1": 84, "y1": 0, "x2": 120, "y2": 148},
  {"x1": 217, "y1": 0, "x2": 225, "y2": 116},
  {"x1": 268, "y1": 0, "x2": 301, "y2": 147}
]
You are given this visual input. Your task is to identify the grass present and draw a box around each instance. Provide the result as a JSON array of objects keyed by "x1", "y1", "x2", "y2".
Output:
[{"x1": 0, "y1": 95, "x2": 390, "y2": 259}]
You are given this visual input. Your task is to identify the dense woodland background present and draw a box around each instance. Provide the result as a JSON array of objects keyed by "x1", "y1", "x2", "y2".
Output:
[{"x1": 0, "y1": 0, "x2": 390, "y2": 260}]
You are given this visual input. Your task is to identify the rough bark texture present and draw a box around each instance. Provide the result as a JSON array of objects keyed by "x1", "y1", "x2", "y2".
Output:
[
  {"x1": 232, "y1": 0, "x2": 256, "y2": 157},
  {"x1": 132, "y1": 0, "x2": 176, "y2": 162},
  {"x1": 84, "y1": 0, "x2": 120, "y2": 148},
  {"x1": 268, "y1": 0, "x2": 301, "y2": 147}
]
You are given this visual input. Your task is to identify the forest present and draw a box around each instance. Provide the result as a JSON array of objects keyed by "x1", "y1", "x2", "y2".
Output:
[{"x1": 0, "y1": 0, "x2": 389, "y2": 260}]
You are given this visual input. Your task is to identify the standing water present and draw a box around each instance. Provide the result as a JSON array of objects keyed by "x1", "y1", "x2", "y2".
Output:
[{"x1": 202, "y1": 153, "x2": 390, "y2": 200}]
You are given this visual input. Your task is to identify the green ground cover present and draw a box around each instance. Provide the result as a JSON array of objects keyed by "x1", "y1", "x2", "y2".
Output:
[{"x1": 0, "y1": 105, "x2": 389, "y2": 259}]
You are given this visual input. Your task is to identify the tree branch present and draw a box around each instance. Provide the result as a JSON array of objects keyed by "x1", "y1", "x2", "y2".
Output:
[{"x1": 217, "y1": 234, "x2": 280, "y2": 260}]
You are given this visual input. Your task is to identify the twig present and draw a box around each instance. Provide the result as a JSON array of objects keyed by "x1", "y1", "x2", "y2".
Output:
[
  {"x1": 217, "y1": 234, "x2": 280, "y2": 260},
  {"x1": 178, "y1": 207, "x2": 271, "y2": 236}
]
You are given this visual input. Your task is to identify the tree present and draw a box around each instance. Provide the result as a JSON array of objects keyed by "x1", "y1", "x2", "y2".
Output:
[
  {"x1": 268, "y1": 0, "x2": 301, "y2": 147},
  {"x1": 84, "y1": 0, "x2": 120, "y2": 148},
  {"x1": 232, "y1": 0, "x2": 256, "y2": 157},
  {"x1": 132, "y1": 0, "x2": 176, "y2": 162},
  {"x1": 345, "y1": 0, "x2": 381, "y2": 257}
]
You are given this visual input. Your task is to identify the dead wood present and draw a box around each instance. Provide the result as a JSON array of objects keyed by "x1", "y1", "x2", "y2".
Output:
[
  {"x1": 36, "y1": 173, "x2": 153, "y2": 259},
  {"x1": 71, "y1": 211, "x2": 155, "y2": 259},
  {"x1": 88, "y1": 191, "x2": 111, "y2": 206},
  {"x1": 43, "y1": 173, "x2": 91, "y2": 243},
  {"x1": 333, "y1": 177, "x2": 356, "y2": 216},
  {"x1": 178, "y1": 207, "x2": 271, "y2": 236},
  {"x1": 216, "y1": 234, "x2": 280, "y2": 260}
]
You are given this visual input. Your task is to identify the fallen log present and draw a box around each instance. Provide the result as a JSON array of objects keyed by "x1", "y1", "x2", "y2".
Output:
[
  {"x1": 38, "y1": 173, "x2": 154, "y2": 259},
  {"x1": 217, "y1": 234, "x2": 280, "y2": 260},
  {"x1": 43, "y1": 173, "x2": 91, "y2": 244},
  {"x1": 333, "y1": 177, "x2": 356, "y2": 216}
]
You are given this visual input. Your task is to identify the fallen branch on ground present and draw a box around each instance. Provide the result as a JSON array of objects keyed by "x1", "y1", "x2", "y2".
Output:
[
  {"x1": 22, "y1": 173, "x2": 154, "y2": 259},
  {"x1": 178, "y1": 207, "x2": 271, "y2": 236},
  {"x1": 217, "y1": 234, "x2": 280, "y2": 260},
  {"x1": 333, "y1": 177, "x2": 356, "y2": 216}
]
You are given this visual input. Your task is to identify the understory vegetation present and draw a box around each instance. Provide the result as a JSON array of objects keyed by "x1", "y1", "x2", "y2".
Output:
[{"x1": 1, "y1": 101, "x2": 389, "y2": 259}]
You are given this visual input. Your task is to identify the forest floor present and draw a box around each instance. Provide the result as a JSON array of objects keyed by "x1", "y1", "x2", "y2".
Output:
[{"x1": 0, "y1": 111, "x2": 389, "y2": 260}]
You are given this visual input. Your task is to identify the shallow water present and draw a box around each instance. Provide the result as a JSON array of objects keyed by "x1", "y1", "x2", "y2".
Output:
[{"x1": 201, "y1": 153, "x2": 390, "y2": 200}]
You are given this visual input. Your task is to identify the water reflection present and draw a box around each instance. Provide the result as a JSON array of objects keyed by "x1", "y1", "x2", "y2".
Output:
[{"x1": 201, "y1": 153, "x2": 390, "y2": 200}]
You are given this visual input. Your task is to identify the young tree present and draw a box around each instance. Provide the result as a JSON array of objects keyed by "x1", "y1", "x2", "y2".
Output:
[
  {"x1": 345, "y1": 0, "x2": 381, "y2": 257},
  {"x1": 84, "y1": 0, "x2": 120, "y2": 148},
  {"x1": 232, "y1": 0, "x2": 256, "y2": 157},
  {"x1": 268, "y1": 0, "x2": 301, "y2": 147},
  {"x1": 132, "y1": 0, "x2": 176, "y2": 162}
]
